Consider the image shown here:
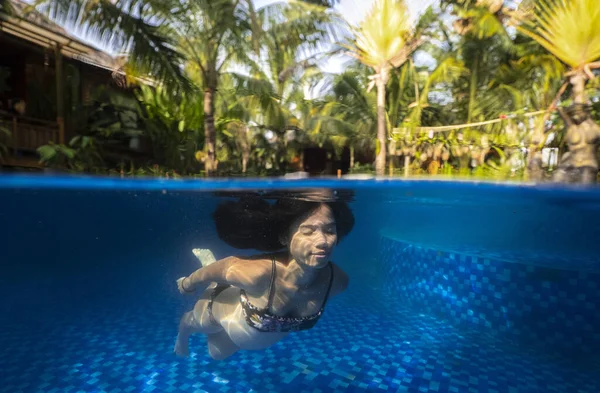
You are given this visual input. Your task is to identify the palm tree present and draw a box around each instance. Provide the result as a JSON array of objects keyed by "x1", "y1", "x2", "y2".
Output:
[
  {"x1": 34, "y1": 0, "x2": 242, "y2": 173},
  {"x1": 314, "y1": 68, "x2": 378, "y2": 168},
  {"x1": 346, "y1": 0, "x2": 425, "y2": 176},
  {"x1": 235, "y1": 1, "x2": 335, "y2": 126},
  {"x1": 434, "y1": 0, "x2": 570, "y2": 178},
  {"x1": 176, "y1": 0, "x2": 262, "y2": 175},
  {"x1": 33, "y1": 0, "x2": 192, "y2": 94},
  {"x1": 315, "y1": 59, "x2": 442, "y2": 175},
  {"x1": 513, "y1": 0, "x2": 600, "y2": 105},
  {"x1": 511, "y1": 0, "x2": 600, "y2": 182},
  {"x1": 34, "y1": 0, "x2": 342, "y2": 176},
  {"x1": 219, "y1": 0, "x2": 345, "y2": 173},
  {"x1": 391, "y1": 56, "x2": 465, "y2": 175}
]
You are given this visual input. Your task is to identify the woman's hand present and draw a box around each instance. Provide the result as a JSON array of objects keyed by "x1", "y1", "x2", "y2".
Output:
[{"x1": 176, "y1": 276, "x2": 194, "y2": 295}]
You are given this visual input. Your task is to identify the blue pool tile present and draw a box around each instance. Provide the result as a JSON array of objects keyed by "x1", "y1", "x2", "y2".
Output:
[
  {"x1": 380, "y1": 236, "x2": 600, "y2": 358},
  {"x1": 0, "y1": 251, "x2": 598, "y2": 393}
]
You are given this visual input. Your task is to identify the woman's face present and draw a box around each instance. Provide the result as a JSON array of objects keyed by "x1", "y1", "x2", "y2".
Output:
[{"x1": 286, "y1": 204, "x2": 337, "y2": 268}]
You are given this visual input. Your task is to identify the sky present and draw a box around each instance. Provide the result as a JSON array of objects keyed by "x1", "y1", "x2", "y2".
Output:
[
  {"x1": 255, "y1": 0, "x2": 435, "y2": 26},
  {"x1": 50, "y1": 0, "x2": 437, "y2": 74},
  {"x1": 256, "y1": 0, "x2": 437, "y2": 73}
]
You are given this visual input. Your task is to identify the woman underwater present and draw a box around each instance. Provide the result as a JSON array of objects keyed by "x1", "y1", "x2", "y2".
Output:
[{"x1": 174, "y1": 192, "x2": 355, "y2": 360}]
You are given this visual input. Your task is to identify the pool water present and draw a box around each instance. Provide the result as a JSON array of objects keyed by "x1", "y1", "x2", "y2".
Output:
[{"x1": 0, "y1": 176, "x2": 599, "y2": 393}]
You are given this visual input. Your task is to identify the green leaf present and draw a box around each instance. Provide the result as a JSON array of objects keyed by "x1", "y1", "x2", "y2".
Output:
[
  {"x1": 58, "y1": 146, "x2": 76, "y2": 159},
  {"x1": 69, "y1": 136, "x2": 81, "y2": 147},
  {"x1": 37, "y1": 145, "x2": 57, "y2": 161}
]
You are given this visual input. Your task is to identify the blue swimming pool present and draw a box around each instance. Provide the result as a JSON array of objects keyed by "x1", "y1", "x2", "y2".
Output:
[{"x1": 0, "y1": 175, "x2": 599, "y2": 393}]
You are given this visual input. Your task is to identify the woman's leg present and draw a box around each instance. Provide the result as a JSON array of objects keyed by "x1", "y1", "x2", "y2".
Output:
[
  {"x1": 174, "y1": 309, "x2": 201, "y2": 357},
  {"x1": 174, "y1": 287, "x2": 224, "y2": 357}
]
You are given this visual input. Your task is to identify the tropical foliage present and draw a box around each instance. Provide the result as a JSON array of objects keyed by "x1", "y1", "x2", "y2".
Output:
[
  {"x1": 514, "y1": 0, "x2": 600, "y2": 72},
  {"x1": 344, "y1": 0, "x2": 428, "y2": 175},
  {"x1": 18, "y1": 0, "x2": 600, "y2": 182}
]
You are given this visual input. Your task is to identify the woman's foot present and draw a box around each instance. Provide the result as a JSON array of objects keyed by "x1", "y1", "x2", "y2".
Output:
[
  {"x1": 192, "y1": 248, "x2": 217, "y2": 266},
  {"x1": 174, "y1": 335, "x2": 190, "y2": 357}
]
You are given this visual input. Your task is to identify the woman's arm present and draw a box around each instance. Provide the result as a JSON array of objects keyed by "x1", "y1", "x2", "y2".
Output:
[{"x1": 178, "y1": 256, "x2": 269, "y2": 294}]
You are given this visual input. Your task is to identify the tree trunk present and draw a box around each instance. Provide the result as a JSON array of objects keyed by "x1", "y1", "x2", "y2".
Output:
[
  {"x1": 204, "y1": 88, "x2": 217, "y2": 176},
  {"x1": 375, "y1": 79, "x2": 387, "y2": 176},
  {"x1": 571, "y1": 72, "x2": 587, "y2": 104},
  {"x1": 55, "y1": 44, "x2": 65, "y2": 145},
  {"x1": 242, "y1": 155, "x2": 248, "y2": 174},
  {"x1": 241, "y1": 129, "x2": 250, "y2": 174},
  {"x1": 350, "y1": 146, "x2": 354, "y2": 168},
  {"x1": 388, "y1": 140, "x2": 396, "y2": 176},
  {"x1": 467, "y1": 57, "x2": 478, "y2": 124}
]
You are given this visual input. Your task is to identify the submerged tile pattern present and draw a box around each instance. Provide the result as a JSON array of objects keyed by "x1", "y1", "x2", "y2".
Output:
[
  {"x1": 380, "y1": 236, "x2": 600, "y2": 357},
  {"x1": 384, "y1": 241, "x2": 600, "y2": 273},
  {"x1": 0, "y1": 259, "x2": 599, "y2": 393}
]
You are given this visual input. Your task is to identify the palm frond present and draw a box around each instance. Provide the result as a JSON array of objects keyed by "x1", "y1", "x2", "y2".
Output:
[
  {"x1": 259, "y1": 0, "x2": 349, "y2": 49},
  {"x1": 351, "y1": 0, "x2": 413, "y2": 69},
  {"x1": 514, "y1": 0, "x2": 600, "y2": 69},
  {"x1": 427, "y1": 56, "x2": 469, "y2": 90},
  {"x1": 1, "y1": 0, "x2": 16, "y2": 15},
  {"x1": 33, "y1": 0, "x2": 193, "y2": 93}
]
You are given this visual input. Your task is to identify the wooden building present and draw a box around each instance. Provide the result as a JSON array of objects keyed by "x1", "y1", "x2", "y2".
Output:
[{"x1": 0, "y1": 0, "x2": 134, "y2": 168}]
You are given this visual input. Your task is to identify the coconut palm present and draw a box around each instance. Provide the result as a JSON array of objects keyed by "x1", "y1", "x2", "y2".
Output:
[
  {"x1": 176, "y1": 0, "x2": 263, "y2": 175},
  {"x1": 314, "y1": 68, "x2": 378, "y2": 168},
  {"x1": 33, "y1": 0, "x2": 332, "y2": 175},
  {"x1": 216, "y1": 0, "x2": 345, "y2": 173},
  {"x1": 232, "y1": 1, "x2": 340, "y2": 130},
  {"x1": 32, "y1": 0, "x2": 193, "y2": 94},
  {"x1": 33, "y1": 0, "x2": 246, "y2": 174}
]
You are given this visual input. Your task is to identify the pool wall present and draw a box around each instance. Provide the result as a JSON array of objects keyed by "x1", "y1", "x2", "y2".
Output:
[{"x1": 380, "y1": 236, "x2": 600, "y2": 357}]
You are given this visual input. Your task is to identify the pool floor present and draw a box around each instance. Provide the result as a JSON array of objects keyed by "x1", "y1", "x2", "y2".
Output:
[{"x1": 1, "y1": 269, "x2": 598, "y2": 393}]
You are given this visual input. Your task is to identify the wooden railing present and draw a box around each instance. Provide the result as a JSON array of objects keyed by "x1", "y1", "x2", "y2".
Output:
[{"x1": 0, "y1": 111, "x2": 60, "y2": 154}]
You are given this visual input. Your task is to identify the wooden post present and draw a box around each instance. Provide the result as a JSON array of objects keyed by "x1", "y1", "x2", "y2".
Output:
[
  {"x1": 55, "y1": 44, "x2": 65, "y2": 145},
  {"x1": 337, "y1": 169, "x2": 341, "y2": 179},
  {"x1": 12, "y1": 116, "x2": 17, "y2": 157}
]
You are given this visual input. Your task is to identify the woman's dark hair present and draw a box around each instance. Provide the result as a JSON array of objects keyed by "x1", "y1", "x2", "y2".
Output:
[{"x1": 213, "y1": 192, "x2": 355, "y2": 251}]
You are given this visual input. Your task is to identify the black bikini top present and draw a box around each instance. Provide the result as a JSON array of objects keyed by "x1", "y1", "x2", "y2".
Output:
[{"x1": 239, "y1": 258, "x2": 334, "y2": 333}]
